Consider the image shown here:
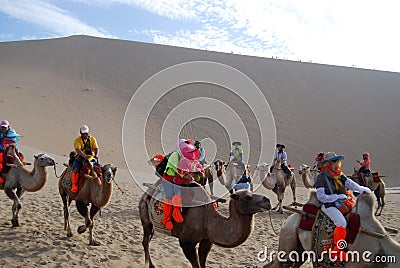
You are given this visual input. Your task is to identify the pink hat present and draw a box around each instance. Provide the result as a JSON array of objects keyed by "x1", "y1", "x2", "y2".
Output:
[{"x1": 0, "y1": 120, "x2": 9, "y2": 128}]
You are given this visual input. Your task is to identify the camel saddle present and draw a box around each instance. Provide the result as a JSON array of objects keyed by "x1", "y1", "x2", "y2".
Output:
[
  {"x1": 61, "y1": 165, "x2": 102, "y2": 191},
  {"x1": 299, "y1": 204, "x2": 361, "y2": 267},
  {"x1": 148, "y1": 180, "x2": 213, "y2": 235}
]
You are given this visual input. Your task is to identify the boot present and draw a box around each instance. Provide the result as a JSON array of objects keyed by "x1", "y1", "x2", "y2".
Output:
[
  {"x1": 171, "y1": 195, "x2": 184, "y2": 223},
  {"x1": 331, "y1": 226, "x2": 348, "y2": 262},
  {"x1": 71, "y1": 172, "x2": 79, "y2": 193},
  {"x1": 161, "y1": 199, "x2": 174, "y2": 230}
]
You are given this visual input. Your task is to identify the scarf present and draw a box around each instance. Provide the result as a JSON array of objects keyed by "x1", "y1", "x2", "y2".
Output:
[{"x1": 321, "y1": 161, "x2": 346, "y2": 194}]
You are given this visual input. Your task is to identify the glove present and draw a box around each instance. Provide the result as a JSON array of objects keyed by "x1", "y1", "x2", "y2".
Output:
[{"x1": 359, "y1": 186, "x2": 372, "y2": 194}]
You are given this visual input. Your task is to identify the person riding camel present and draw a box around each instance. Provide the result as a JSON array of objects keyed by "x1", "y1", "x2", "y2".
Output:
[
  {"x1": 0, "y1": 120, "x2": 22, "y2": 184},
  {"x1": 313, "y1": 151, "x2": 325, "y2": 171},
  {"x1": 229, "y1": 141, "x2": 245, "y2": 171},
  {"x1": 161, "y1": 139, "x2": 204, "y2": 230},
  {"x1": 71, "y1": 125, "x2": 100, "y2": 193},
  {"x1": 270, "y1": 144, "x2": 292, "y2": 179},
  {"x1": 194, "y1": 140, "x2": 206, "y2": 167},
  {"x1": 314, "y1": 152, "x2": 371, "y2": 262},
  {"x1": 357, "y1": 152, "x2": 371, "y2": 178}
]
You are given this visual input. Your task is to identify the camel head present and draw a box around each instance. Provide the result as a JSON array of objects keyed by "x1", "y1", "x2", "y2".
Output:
[
  {"x1": 255, "y1": 162, "x2": 269, "y2": 172},
  {"x1": 214, "y1": 159, "x2": 225, "y2": 173},
  {"x1": 230, "y1": 189, "x2": 271, "y2": 214},
  {"x1": 273, "y1": 158, "x2": 282, "y2": 170},
  {"x1": 101, "y1": 164, "x2": 117, "y2": 183},
  {"x1": 298, "y1": 164, "x2": 310, "y2": 174},
  {"x1": 353, "y1": 192, "x2": 375, "y2": 220},
  {"x1": 34, "y1": 153, "x2": 56, "y2": 167}
]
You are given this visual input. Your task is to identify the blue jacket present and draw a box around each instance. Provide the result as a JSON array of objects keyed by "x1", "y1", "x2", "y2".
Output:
[{"x1": 0, "y1": 128, "x2": 20, "y2": 150}]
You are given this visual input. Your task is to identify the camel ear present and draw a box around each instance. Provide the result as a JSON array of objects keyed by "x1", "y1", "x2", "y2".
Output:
[
  {"x1": 34, "y1": 154, "x2": 38, "y2": 159},
  {"x1": 230, "y1": 193, "x2": 240, "y2": 201},
  {"x1": 111, "y1": 166, "x2": 117, "y2": 175}
]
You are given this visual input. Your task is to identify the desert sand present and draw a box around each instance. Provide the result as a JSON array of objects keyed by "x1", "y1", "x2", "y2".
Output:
[{"x1": 0, "y1": 36, "x2": 399, "y2": 267}]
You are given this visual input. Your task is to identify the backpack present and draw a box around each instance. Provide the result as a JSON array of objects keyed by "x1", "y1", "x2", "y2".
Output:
[{"x1": 156, "y1": 151, "x2": 173, "y2": 177}]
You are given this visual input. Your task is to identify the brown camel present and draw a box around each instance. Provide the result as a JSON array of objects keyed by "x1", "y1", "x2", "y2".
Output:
[
  {"x1": 254, "y1": 159, "x2": 296, "y2": 213},
  {"x1": 350, "y1": 167, "x2": 386, "y2": 216},
  {"x1": 298, "y1": 164, "x2": 318, "y2": 188},
  {"x1": 58, "y1": 162, "x2": 117, "y2": 245},
  {"x1": 139, "y1": 185, "x2": 271, "y2": 268},
  {"x1": 0, "y1": 144, "x2": 55, "y2": 227},
  {"x1": 264, "y1": 191, "x2": 400, "y2": 268}
]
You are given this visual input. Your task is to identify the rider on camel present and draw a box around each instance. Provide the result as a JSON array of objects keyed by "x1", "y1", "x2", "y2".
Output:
[
  {"x1": 71, "y1": 125, "x2": 100, "y2": 193},
  {"x1": 314, "y1": 152, "x2": 371, "y2": 262},
  {"x1": 270, "y1": 144, "x2": 292, "y2": 179},
  {"x1": 0, "y1": 120, "x2": 22, "y2": 183},
  {"x1": 357, "y1": 152, "x2": 371, "y2": 177}
]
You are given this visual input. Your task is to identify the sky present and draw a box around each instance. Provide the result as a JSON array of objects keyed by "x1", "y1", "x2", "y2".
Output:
[{"x1": 0, "y1": 0, "x2": 399, "y2": 73}]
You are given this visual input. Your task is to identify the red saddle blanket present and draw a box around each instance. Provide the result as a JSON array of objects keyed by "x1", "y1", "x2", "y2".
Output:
[
  {"x1": 78, "y1": 165, "x2": 102, "y2": 188},
  {"x1": 299, "y1": 204, "x2": 361, "y2": 244},
  {"x1": 372, "y1": 171, "x2": 381, "y2": 182}
]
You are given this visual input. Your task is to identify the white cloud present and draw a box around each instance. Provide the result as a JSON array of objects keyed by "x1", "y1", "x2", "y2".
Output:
[
  {"x1": 131, "y1": 0, "x2": 400, "y2": 71},
  {"x1": 0, "y1": 0, "x2": 112, "y2": 38}
]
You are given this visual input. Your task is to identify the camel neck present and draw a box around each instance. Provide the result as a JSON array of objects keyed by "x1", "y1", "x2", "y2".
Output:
[
  {"x1": 207, "y1": 200, "x2": 253, "y2": 247},
  {"x1": 19, "y1": 160, "x2": 48, "y2": 192}
]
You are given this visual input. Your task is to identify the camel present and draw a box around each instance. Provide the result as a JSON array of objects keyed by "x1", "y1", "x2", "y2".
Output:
[
  {"x1": 298, "y1": 164, "x2": 318, "y2": 188},
  {"x1": 224, "y1": 160, "x2": 253, "y2": 193},
  {"x1": 58, "y1": 162, "x2": 117, "y2": 245},
  {"x1": 139, "y1": 185, "x2": 271, "y2": 268},
  {"x1": 0, "y1": 144, "x2": 55, "y2": 227},
  {"x1": 196, "y1": 165, "x2": 216, "y2": 195},
  {"x1": 254, "y1": 159, "x2": 296, "y2": 214},
  {"x1": 350, "y1": 167, "x2": 386, "y2": 216},
  {"x1": 264, "y1": 191, "x2": 400, "y2": 268},
  {"x1": 213, "y1": 159, "x2": 227, "y2": 187}
]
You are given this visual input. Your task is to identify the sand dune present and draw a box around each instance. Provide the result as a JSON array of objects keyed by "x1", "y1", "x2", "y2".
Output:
[{"x1": 0, "y1": 36, "x2": 400, "y2": 267}]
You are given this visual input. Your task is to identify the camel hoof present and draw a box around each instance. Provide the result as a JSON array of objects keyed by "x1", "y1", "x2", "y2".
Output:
[
  {"x1": 67, "y1": 232, "x2": 73, "y2": 237},
  {"x1": 11, "y1": 218, "x2": 19, "y2": 227},
  {"x1": 77, "y1": 225, "x2": 86, "y2": 234},
  {"x1": 89, "y1": 240, "x2": 100, "y2": 246}
]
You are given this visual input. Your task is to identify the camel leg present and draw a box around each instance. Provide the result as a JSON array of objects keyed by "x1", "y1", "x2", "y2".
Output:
[
  {"x1": 76, "y1": 201, "x2": 90, "y2": 235},
  {"x1": 179, "y1": 240, "x2": 200, "y2": 268},
  {"x1": 4, "y1": 187, "x2": 22, "y2": 227},
  {"x1": 289, "y1": 179, "x2": 297, "y2": 207},
  {"x1": 60, "y1": 190, "x2": 73, "y2": 237},
  {"x1": 139, "y1": 196, "x2": 156, "y2": 268},
  {"x1": 88, "y1": 205, "x2": 100, "y2": 246},
  {"x1": 198, "y1": 239, "x2": 212, "y2": 268},
  {"x1": 208, "y1": 176, "x2": 214, "y2": 196}
]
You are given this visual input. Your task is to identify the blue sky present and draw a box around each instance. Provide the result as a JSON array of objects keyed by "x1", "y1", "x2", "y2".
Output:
[{"x1": 1, "y1": 0, "x2": 399, "y2": 73}]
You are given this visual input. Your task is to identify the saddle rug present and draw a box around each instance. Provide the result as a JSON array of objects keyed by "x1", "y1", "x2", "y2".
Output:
[
  {"x1": 312, "y1": 212, "x2": 345, "y2": 267},
  {"x1": 148, "y1": 180, "x2": 214, "y2": 235}
]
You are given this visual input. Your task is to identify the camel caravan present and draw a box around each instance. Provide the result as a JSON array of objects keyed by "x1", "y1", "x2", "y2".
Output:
[{"x1": 1, "y1": 119, "x2": 398, "y2": 267}]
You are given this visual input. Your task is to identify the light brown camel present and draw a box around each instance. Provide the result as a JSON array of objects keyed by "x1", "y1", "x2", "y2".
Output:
[
  {"x1": 0, "y1": 144, "x2": 55, "y2": 227},
  {"x1": 350, "y1": 167, "x2": 386, "y2": 216},
  {"x1": 139, "y1": 186, "x2": 271, "y2": 268},
  {"x1": 298, "y1": 164, "x2": 318, "y2": 188},
  {"x1": 58, "y1": 163, "x2": 117, "y2": 245},
  {"x1": 264, "y1": 191, "x2": 400, "y2": 268},
  {"x1": 224, "y1": 159, "x2": 250, "y2": 193},
  {"x1": 213, "y1": 159, "x2": 227, "y2": 187},
  {"x1": 254, "y1": 159, "x2": 296, "y2": 213}
]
